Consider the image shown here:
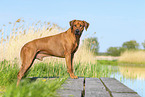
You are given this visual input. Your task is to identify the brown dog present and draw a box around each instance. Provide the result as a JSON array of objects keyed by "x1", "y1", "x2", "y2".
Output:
[{"x1": 17, "y1": 20, "x2": 89, "y2": 85}]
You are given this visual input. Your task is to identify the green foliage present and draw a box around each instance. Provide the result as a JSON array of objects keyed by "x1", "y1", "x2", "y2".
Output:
[
  {"x1": 74, "y1": 63, "x2": 112, "y2": 78},
  {"x1": 107, "y1": 40, "x2": 140, "y2": 56},
  {"x1": 4, "y1": 78, "x2": 66, "y2": 97},
  {"x1": 27, "y1": 62, "x2": 67, "y2": 78},
  {"x1": 107, "y1": 47, "x2": 120, "y2": 56},
  {"x1": 83, "y1": 37, "x2": 99, "y2": 55},
  {"x1": 0, "y1": 60, "x2": 19, "y2": 86},
  {"x1": 142, "y1": 40, "x2": 145, "y2": 50},
  {"x1": 107, "y1": 47, "x2": 126, "y2": 56},
  {"x1": 28, "y1": 61, "x2": 111, "y2": 79},
  {"x1": 122, "y1": 40, "x2": 139, "y2": 50}
]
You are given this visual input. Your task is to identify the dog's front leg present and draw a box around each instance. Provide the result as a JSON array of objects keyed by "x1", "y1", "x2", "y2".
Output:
[
  {"x1": 65, "y1": 53, "x2": 78, "y2": 79},
  {"x1": 71, "y1": 54, "x2": 74, "y2": 73}
]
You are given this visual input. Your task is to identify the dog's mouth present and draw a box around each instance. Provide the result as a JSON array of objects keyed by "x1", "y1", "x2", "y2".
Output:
[{"x1": 75, "y1": 33, "x2": 80, "y2": 35}]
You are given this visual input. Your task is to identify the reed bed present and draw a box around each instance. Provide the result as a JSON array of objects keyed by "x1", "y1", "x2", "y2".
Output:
[
  {"x1": 118, "y1": 50, "x2": 145, "y2": 65},
  {"x1": 0, "y1": 19, "x2": 64, "y2": 64},
  {"x1": 0, "y1": 19, "x2": 95, "y2": 66}
]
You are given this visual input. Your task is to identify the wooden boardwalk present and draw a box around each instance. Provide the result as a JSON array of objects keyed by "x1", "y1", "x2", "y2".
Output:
[{"x1": 57, "y1": 78, "x2": 140, "y2": 97}]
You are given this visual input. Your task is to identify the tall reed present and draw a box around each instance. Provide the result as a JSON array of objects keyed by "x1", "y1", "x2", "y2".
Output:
[
  {"x1": 0, "y1": 19, "x2": 95, "y2": 67},
  {"x1": 118, "y1": 50, "x2": 145, "y2": 65}
]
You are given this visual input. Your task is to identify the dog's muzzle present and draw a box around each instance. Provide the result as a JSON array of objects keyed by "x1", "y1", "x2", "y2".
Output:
[{"x1": 75, "y1": 29, "x2": 80, "y2": 35}]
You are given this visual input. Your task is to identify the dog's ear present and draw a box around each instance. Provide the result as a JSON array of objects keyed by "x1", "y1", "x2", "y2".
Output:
[
  {"x1": 69, "y1": 20, "x2": 76, "y2": 27},
  {"x1": 83, "y1": 21, "x2": 89, "y2": 31}
]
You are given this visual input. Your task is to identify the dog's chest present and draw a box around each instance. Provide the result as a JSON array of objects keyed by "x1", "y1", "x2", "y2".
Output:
[{"x1": 71, "y1": 42, "x2": 79, "y2": 53}]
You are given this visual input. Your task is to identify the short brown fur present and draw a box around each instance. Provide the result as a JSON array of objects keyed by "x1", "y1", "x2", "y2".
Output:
[{"x1": 17, "y1": 20, "x2": 89, "y2": 86}]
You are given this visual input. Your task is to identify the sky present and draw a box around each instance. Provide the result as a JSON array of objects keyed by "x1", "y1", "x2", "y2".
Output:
[{"x1": 0, "y1": 0, "x2": 145, "y2": 52}]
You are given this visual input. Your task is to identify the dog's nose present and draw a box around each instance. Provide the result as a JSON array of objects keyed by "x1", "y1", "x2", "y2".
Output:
[{"x1": 75, "y1": 29, "x2": 79, "y2": 33}]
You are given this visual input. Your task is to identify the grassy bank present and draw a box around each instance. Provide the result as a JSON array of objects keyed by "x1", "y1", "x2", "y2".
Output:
[
  {"x1": 96, "y1": 50, "x2": 145, "y2": 66},
  {"x1": 0, "y1": 60, "x2": 112, "y2": 97},
  {"x1": 3, "y1": 78, "x2": 66, "y2": 97},
  {"x1": 97, "y1": 60, "x2": 118, "y2": 66}
]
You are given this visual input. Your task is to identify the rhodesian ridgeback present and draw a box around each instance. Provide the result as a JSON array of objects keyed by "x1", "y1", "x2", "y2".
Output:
[{"x1": 17, "y1": 20, "x2": 89, "y2": 85}]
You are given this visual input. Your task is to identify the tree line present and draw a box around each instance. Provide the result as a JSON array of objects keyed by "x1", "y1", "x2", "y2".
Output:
[{"x1": 83, "y1": 37, "x2": 145, "y2": 56}]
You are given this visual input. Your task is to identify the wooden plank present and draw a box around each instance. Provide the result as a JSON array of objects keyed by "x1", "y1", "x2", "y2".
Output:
[
  {"x1": 57, "y1": 78, "x2": 84, "y2": 97},
  {"x1": 85, "y1": 91, "x2": 110, "y2": 97},
  {"x1": 112, "y1": 93, "x2": 141, "y2": 97},
  {"x1": 60, "y1": 78, "x2": 84, "y2": 90},
  {"x1": 85, "y1": 78, "x2": 110, "y2": 97},
  {"x1": 100, "y1": 77, "x2": 140, "y2": 97},
  {"x1": 27, "y1": 77, "x2": 140, "y2": 97},
  {"x1": 58, "y1": 77, "x2": 140, "y2": 97},
  {"x1": 100, "y1": 77, "x2": 136, "y2": 93},
  {"x1": 57, "y1": 90, "x2": 82, "y2": 97}
]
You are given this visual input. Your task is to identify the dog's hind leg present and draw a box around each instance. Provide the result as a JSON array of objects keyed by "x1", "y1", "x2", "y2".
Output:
[{"x1": 17, "y1": 47, "x2": 36, "y2": 86}]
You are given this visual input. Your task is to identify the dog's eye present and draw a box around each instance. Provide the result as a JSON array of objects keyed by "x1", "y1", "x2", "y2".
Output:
[
  {"x1": 74, "y1": 25, "x2": 76, "y2": 27},
  {"x1": 80, "y1": 24, "x2": 82, "y2": 27}
]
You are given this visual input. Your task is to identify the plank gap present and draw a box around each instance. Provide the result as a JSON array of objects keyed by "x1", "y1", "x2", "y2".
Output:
[
  {"x1": 81, "y1": 78, "x2": 85, "y2": 97},
  {"x1": 99, "y1": 78, "x2": 113, "y2": 97}
]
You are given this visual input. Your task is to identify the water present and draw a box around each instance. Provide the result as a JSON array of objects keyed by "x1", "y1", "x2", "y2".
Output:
[{"x1": 110, "y1": 65, "x2": 145, "y2": 97}]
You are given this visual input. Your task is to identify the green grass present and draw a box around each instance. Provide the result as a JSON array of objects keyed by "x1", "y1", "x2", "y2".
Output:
[
  {"x1": 97, "y1": 59, "x2": 145, "y2": 67},
  {"x1": 3, "y1": 78, "x2": 66, "y2": 97},
  {"x1": 97, "y1": 60, "x2": 118, "y2": 66},
  {"x1": 27, "y1": 62, "x2": 67, "y2": 78},
  {"x1": 0, "y1": 60, "x2": 112, "y2": 97},
  {"x1": 0, "y1": 60, "x2": 19, "y2": 86}
]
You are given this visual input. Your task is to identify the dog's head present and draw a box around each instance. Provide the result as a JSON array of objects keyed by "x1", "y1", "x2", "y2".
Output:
[{"x1": 69, "y1": 20, "x2": 89, "y2": 36}]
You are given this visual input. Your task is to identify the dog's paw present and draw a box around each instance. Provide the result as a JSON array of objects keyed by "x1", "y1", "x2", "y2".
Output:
[
  {"x1": 70, "y1": 73, "x2": 78, "y2": 79},
  {"x1": 73, "y1": 75, "x2": 78, "y2": 79}
]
